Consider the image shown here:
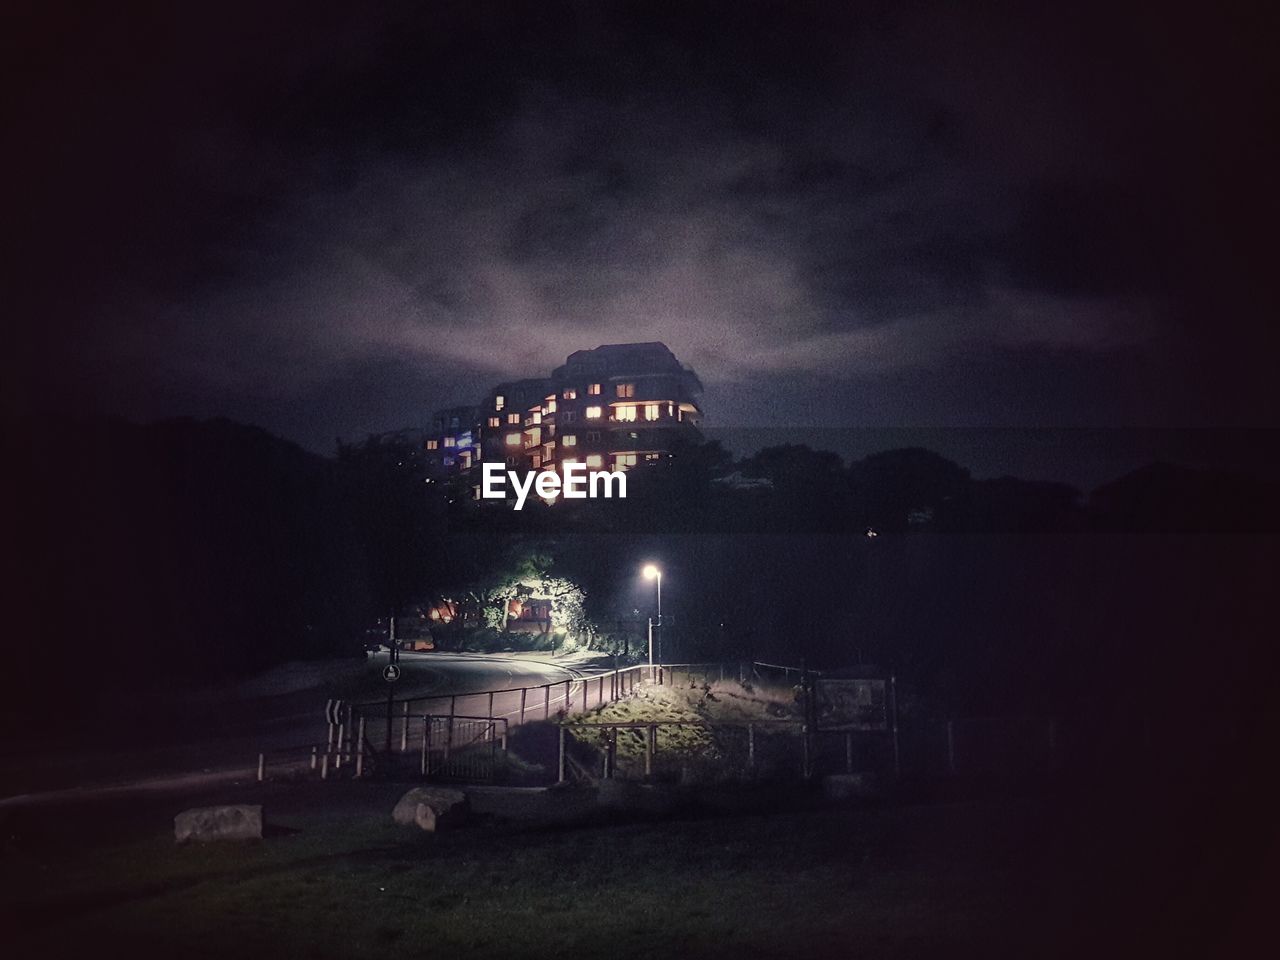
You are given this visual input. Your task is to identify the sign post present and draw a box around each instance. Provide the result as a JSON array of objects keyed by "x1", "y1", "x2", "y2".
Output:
[{"x1": 383, "y1": 661, "x2": 401, "y2": 753}]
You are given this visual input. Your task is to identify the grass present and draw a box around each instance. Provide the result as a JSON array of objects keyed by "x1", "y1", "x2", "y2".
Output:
[
  {"x1": 562, "y1": 679, "x2": 803, "y2": 781},
  {"x1": 0, "y1": 779, "x2": 1067, "y2": 959}
]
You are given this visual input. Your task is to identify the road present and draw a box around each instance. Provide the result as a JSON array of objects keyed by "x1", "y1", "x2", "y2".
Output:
[{"x1": 0, "y1": 652, "x2": 625, "y2": 804}]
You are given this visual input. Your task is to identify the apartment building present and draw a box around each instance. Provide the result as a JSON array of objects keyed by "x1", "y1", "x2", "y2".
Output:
[{"x1": 424, "y1": 342, "x2": 703, "y2": 488}]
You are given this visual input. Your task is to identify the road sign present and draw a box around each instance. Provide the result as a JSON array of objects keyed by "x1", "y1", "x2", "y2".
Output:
[
  {"x1": 325, "y1": 699, "x2": 345, "y2": 725},
  {"x1": 382, "y1": 663, "x2": 401, "y2": 683}
]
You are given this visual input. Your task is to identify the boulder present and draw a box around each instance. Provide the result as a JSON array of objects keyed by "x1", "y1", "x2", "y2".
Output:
[
  {"x1": 174, "y1": 805, "x2": 263, "y2": 843},
  {"x1": 392, "y1": 787, "x2": 469, "y2": 832}
]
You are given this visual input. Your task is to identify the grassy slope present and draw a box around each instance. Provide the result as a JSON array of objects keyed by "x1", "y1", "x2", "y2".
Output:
[{"x1": 2, "y1": 780, "x2": 1059, "y2": 959}]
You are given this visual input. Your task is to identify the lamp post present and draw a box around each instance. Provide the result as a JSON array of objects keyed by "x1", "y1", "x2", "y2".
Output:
[{"x1": 643, "y1": 563, "x2": 662, "y2": 666}]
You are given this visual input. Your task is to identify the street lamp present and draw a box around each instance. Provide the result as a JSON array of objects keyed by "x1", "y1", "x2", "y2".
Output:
[{"x1": 643, "y1": 563, "x2": 662, "y2": 666}]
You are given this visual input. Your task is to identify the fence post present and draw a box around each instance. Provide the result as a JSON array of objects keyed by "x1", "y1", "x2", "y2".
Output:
[
  {"x1": 256, "y1": 753, "x2": 265, "y2": 783},
  {"x1": 947, "y1": 720, "x2": 956, "y2": 775},
  {"x1": 444, "y1": 716, "x2": 453, "y2": 762},
  {"x1": 355, "y1": 717, "x2": 366, "y2": 778},
  {"x1": 487, "y1": 692, "x2": 495, "y2": 738},
  {"x1": 544, "y1": 684, "x2": 550, "y2": 719},
  {"x1": 644, "y1": 723, "x2": 653, "y2": 778},
  {"x1": 558, "y1": 726, "x2": 566, "y2": 783},
  {"x1": 421, "y1": 718, "x2": 429, "y2": 776},
  {"x1": 335, "y1": 720, "x2": 345, "y2": 769},
  {"x1": 310, "y1": 745, "x2": 318, "y2": 770},
  {"x1": 748, "y1": 723, "x2": 755, "y2": 769},
  {"x1": 845, "y1": 732, "x2": 853, "y2": 774},
  {"x1": 449, "y1": 694, "x2": 456, "y2": 720},
  {"x1": 598, "y1": 674, "x2": 604, "y2": 707},
  {"x1": 320, "y1": 752, "x2": 329, "y2": 780},
  {"x1": 520, "y1": 688, "x2": 527, "y2": 724}
]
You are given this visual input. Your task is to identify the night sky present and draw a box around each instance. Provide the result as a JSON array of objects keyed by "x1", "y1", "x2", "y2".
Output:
[{"x1": 9, "y1": 1, "x2": 1277, "y2": 463}]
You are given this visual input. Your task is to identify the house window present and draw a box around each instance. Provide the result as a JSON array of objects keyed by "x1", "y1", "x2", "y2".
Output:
[
  {"x1": 487, "y1": 417, "x2": 500, "y2": 428},
  {"x1": 425, "y1": 440, "x2": 438, "y2": 450},
  {"x1": 585, "y1": 406, "x2": 602, "y2": 419},
  {"x1": 443, "y1": 437, "x2": 456, "y2": 448},
  {"x1": 645, "y1": 452, "x2": 661, "y2": 461},
  {"x1": 586, "y1": 454, "x2": 603, "y2": 468},
  {"x1": 614, "y1": 453, "x2": 638, "y2": 469},
  {"x1": 644, "y1": 404, "x2": 660, "y2": 421},
  {"x1": 616, "y1": 405, "x2": 637, "y2": 422},
  {"x1": 495, "y1": 395, "x2": 505, "y2": 411},
  {"x1": 587, "y1": 383, "x2": 601, "y2": 395},
  {"x1": 506, "y1": 433, "x2": 521, "y2": 446},
  {"x1": 586, "y1": 431, "x2": 602, "y2": 442},
  {"x1": 562, "y1": 410, "x2": 576, "y2": 423},
  {"x1": 531, "y1": 454, "x2": 542, "y2": 469},
  {"x1": 562, "y1": 435, "x2": 577, "y2": 447},
  {"x1": 616, "y1": 383, "x2": 635, "y2": 398},
  {"x1": 545, "y1": 400, "x2": 556, "y2": 414},
  {"x1": 507, "y1": 413, "x2": 520, "y2": 425},
  {"x1": 563, "y1": 389, "x2": 577, "y2": 400}
]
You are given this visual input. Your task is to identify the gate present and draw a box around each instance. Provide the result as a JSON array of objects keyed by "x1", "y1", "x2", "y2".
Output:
[{"x1": 420, "y1": 714, "x2": 508, "y2": 782}]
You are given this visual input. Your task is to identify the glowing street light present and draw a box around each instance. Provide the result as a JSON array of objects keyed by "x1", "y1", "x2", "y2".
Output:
[{"x1": 643, "y1": 563, "x2": 662, "y2": 666}]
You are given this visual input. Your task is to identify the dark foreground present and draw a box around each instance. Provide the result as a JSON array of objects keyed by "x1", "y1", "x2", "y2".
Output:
[{"x1": 0, "y1": 776, "x2": 1265, "y2": 959}]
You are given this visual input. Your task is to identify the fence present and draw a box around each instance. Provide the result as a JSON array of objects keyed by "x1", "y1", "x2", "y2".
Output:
[{"x1": 556, "y1": 719, "x2": 807, "y2": 784}]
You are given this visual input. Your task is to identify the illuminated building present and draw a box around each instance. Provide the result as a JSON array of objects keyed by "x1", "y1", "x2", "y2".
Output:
[{"x1": 421, "y1": 342, "x2": 704, "y2": 494}]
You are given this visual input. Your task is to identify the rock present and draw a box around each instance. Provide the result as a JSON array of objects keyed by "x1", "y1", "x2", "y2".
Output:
[
  {"x1": 174, "y1": 805, "x2": 263, "y2": 843},
  {"x1": 822, "y1": 773, "x2": 883, "y2": 801},
  {"x1": 392, "y1": 787, "x2": 469, "y2": 832}
]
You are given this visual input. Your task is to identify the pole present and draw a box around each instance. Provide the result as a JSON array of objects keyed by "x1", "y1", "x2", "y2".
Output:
[
  {"x1": 890, "y1": 675, "x2": 901, "y2": 780},
  {"x1": 520, "y1": 688, "x2": 527, "y2": 725},
  {"x1": 544, "y1": 684, "x2": 550, "y2": 719},
  {"x1": 256, "y1": 753, "x2": 265, "y2": 783},
  {"x1": 558, "y1": 726, "x2": 566, "y2": 783},
  {"x1": 400, "y1": 701, "x2": 409, "y2": 752},
  {"x1": 648, "y1": 616, "x2": 654, "y2": 668}
]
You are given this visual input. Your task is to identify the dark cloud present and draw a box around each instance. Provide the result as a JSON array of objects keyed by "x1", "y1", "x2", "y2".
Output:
[{"x1": 9, "y1": 0, "x2": 1276, "y2": 443}]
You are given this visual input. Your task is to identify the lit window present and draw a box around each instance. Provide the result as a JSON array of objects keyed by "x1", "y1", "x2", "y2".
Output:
[
  {"x1": 507, "y1": 413, "x2": 520, "y2": 425},
  {"x1": 506, "y1": 433, "x2": 521, "y2": 446},
  {"x1": 443, "y1": 437, "x2": 456, "y2": 448},
  {"x1": 425, "y1": 440, "x2": 438, "y2": 450},
  {"x1": 616, "y1": 405, "x2": 637, "y2": 422},
  {"x1": 563, "y1": 389, "x2": 577, "y2": 400},
  {"x1": 495, "y1": 395, "x2": 505, "y2": 411},
  {"x1": 562, "y1": 435, "x2": 577, "y2": 447},
  {"x1": 545, "y1": 400, "x2": 556, "y2": 414},
  {"x1": 586, "y1": 454, "x2": 603, "y2": 468},
  {"x1": 644, "y1": 404, "x2": 660, "y2": 421},
  {"x1": 531, "y1": 412, "x2": 542, "y2": 424},
  {"x1": 616, "y1": 383, "x2": 635, "y2": 398},
  {"x1": 586, "y1": 406, "x2": 602, "y2": 419},
  {"x1": 531, "y1": 454, "x2": 542, "y2": 469},
  {"x1": 645, "y1": 452, "x2": 661, "y2": 461},
  {"x1": 487, "y1": 417, "x2": 500, "y2": 428},
  {"x1": 587, "y1": 383, "x2": 601, "y2": 395},
  {"x1": 615, "y1": 453, "x2": 637, "y2": 469},
  {"x1": 667, "y1": 402, "x2": 674, "y2": 417}
]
